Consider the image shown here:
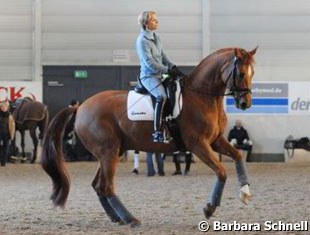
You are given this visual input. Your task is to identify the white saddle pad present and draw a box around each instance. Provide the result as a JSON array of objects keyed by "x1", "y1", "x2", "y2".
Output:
[{"x1": 127, "y1": 81, "x2": 183, "y2": 121}]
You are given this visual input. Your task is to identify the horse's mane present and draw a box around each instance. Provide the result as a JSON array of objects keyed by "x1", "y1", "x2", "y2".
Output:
[
  {"x1": 188, "y1": 47, "x2": 255, "y2": 78},
  {"x1": 202, "y1": 47, "x2": 255, "y2": 65}
]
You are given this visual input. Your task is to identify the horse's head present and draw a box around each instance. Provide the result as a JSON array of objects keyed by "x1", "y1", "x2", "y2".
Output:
[{"x1": 223, "y1": 47, "x2": 258, "y2": 110}]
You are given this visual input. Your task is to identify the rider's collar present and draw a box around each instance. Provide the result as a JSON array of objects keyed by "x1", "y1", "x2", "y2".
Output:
[{"x1": 142, "y1": 29, "x2": 155, "y2": 41}]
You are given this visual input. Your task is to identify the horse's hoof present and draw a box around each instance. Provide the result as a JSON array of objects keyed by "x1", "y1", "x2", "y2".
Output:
[
  {"x1": 30, "y1": 160, "x2": 35, "y2": 164},
  {"x1": 118, "y1": 221, "x2": 127, "y2": 226},
  {"x1": 110, "y1": 217, "x2": 122, "y2": 223},
  {"x1": 10, "y1": 156, "x2": 18, "y2": 161},
  {"x1": 130, "y1": 219, "x2": 141, "y2": 228},
  {"x1": 21, "y1": 158, "x2": 27, "y2": 163},
  {"x1": 239, "y1": 191, "x2": 251, "y2": 205},
  {"x1": 9, "y1": 158, "x2": 17, "y2": 163},
  {"x1": 203, "y1": 203, "x2": 216, "y2": 219},
  {"x1": 239, "y1": 185, "x2": 252, "y2": 205}
]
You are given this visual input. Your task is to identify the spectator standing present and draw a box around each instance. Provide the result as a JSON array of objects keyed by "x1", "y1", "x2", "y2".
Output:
[
  {"x1": 146, "y1": 152, "x2": 165, "y2": 176},
  {"x1": 0, "y1": 101, "x2": 15, "y2": 166}
]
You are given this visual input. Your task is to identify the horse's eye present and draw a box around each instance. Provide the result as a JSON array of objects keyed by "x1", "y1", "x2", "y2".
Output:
[{"x1": 239, "y1": 73, "x2": 245, "y2": 79}]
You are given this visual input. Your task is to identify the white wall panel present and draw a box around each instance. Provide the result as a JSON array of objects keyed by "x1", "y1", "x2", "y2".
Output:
[
  {"x1": 43, "y1": 16, "x2": 201, "y2": 33},
  {"x1": 42, "y1": 0, "x2": 201, "y2": 16},
  {"x1": 43, "y1": 33, "x2": 200, "y2": 50},
  {"x1": 0, "y1": 33, "x2": 32, "y2": 49},
  {"x1": 42, "y1": 49, "x2": 201, "y2": 66},
  {"x1": 255, "y1": 66, "x2": 310, "y2": 81},
  {"x1": 212, "y1": 16, "x2": 309, "y2": 32},
  {"x1": 212, "y1": 0, "x2": 309, "y2": 15},
  {"x1": 0, "y1": 0, "x2": 32, "y2": 15},
  {"x1": 0, "y1": 16, "x2": 31, "y2": 31},
  {"x1": 0, "y1": 0, "x2": 32, "y2": 81},
  {"x1": 42, "y1": 0, "x2": 202, "y2": 65},
  {"x1": 211, "y1": 33, "x2": 309, "y2": 49},
  {"x1": 254, "y1": 50, "x2": 310, "y2": 66},
  {"x1": 0, "y1": 49, "x2": 31, "y2": 65},
  {"x1": 0, "y1": 66, "x2": 31, "y2": 80}
]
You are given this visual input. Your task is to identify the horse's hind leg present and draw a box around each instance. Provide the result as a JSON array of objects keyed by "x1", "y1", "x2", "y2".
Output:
[
  {"x1": 19, "y1": 130, "x2": 27, "y2": 163},
  {"x1": 212, "y1": 136, "x2": 251, "y2": 204},
  {"x1": 38, "y1": 114, "x2": 48, "y2": 141},
  {"x1": 29, "y1": 126, "x2": 38, "y2": 164},
  {"x1": 92, "y1": 152, "x2": 141, "y2": 227},
  {"x1": 92, "y1": 168, "x2": 122, "y2": 223}
]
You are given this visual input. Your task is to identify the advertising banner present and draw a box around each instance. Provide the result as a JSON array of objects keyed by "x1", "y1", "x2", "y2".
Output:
[
  {"x1": 0, "y1": 82, "x2": 42, "y2": 102},
  {"x1": 226, "y1": 82, "x2": 310, "y2": 115}
]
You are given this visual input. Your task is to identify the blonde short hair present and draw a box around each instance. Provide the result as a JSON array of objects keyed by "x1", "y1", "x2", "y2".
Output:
[
  {"x1": 137, "y1": 11, "x2": 156, "y2": 30},
  {"x1": 0, "y1": 100, "x2": 9, "y2": 108}
]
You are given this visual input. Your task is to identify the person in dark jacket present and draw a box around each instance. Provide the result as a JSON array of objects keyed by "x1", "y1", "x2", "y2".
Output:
[
  {"x1": 228, "y1": 119, "x2": 253, "y2": 162},
  {"x1": 0, "y1": 101, "x2": 15, "y2": 166}
]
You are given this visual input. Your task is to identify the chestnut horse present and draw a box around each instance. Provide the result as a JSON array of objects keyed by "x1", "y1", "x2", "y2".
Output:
[{"x1": 42, "y1": 47, "x2": 258, "y2": 227}]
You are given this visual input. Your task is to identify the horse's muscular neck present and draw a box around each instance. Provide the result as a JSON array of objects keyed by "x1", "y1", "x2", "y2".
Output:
[{"x1": 185, "y1": 51, "x2": 233, "y2": 97}]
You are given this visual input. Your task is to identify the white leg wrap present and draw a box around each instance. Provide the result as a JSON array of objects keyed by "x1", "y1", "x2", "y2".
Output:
[
  {"x1": 239, "y1": 184, "x2": 251, "y2": 205},
  {"x1": 133, "y1": 154, "x2": 139, "y2": 169}
]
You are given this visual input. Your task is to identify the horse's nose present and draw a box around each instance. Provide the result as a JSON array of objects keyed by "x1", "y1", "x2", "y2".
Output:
[{"x1": 240, "y1": 101, "x2": 248, "y2": 110}]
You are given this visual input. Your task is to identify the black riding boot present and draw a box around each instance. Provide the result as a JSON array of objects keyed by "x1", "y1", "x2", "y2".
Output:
[
  {"x1": 152, "y1": 98, "x2": 165, "y2": 143},
  {"x1": 184, "y1": 152, "x2": 192, "y2": 175},
  {"x1": 172, "y1": 153, "x2": 182, "y2": 175}
]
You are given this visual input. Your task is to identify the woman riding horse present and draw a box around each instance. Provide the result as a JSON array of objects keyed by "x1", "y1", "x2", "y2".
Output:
[
  {"x1": 42, "y1": 46, "x2": 258, "y2": 227},
  {"x1": 136, "y1": 11, "x2": 183, "y2": 142}
]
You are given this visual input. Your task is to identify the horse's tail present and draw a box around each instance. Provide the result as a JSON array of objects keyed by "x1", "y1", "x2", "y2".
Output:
[
  {"x1": 39, "y1": 106, "x2": 49, "y2": 140},
  {"x1": 41, "y1": 106, "x2": 77, "y2": 208},
  {"x1": 43, "y1": 106, "x2": 49, "y2": 133}
]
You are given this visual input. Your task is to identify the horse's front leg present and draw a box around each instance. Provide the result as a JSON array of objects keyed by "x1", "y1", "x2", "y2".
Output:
[
  {"x1": 212, "y1": 136, "x2": 251, "y2": 204},
  {"x1": 192, "y1": 141, "x2": 227, "y2": 219}
]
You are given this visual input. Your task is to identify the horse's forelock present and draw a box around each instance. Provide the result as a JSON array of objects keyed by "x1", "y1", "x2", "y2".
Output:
[{"x1": 238, "y1": 48, "x2": 256, "y2": 65}]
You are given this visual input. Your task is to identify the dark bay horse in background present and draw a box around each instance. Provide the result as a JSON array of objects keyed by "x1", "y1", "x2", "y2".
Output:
[
  {"x1": 12, "y1": 98, "x2": 49, "y2": 163},
  {"x1": 42, "y1": 47, "x2": 258, "y2": 227}
]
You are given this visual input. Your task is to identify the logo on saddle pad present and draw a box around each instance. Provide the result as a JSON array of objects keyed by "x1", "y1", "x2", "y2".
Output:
[{"x1": 127, "y1": 81, "x2": 183, "y2": 121}]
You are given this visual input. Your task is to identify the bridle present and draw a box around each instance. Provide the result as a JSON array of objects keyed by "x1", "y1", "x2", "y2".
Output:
[{"x1": 225, "y1": 56, "x2": 252, "y2": 99}]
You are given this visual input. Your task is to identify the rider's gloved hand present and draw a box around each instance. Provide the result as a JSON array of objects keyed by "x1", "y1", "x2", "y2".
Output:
[{"x1": 168, "y1": 66, "x2": 184, "y2": 78}]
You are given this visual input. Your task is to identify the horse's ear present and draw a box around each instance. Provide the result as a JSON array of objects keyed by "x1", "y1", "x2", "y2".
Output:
[
  {"x1": 249, "y1": 46, "x2": 258, "y2": 56},
  {"x1": 234, "y1": 48, "x2": 243, "y2": 59}
]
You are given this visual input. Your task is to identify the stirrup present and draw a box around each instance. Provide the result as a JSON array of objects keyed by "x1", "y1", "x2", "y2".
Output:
[{"x1": 152, "y1": 131, "x2": 164, "y2": 143}]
